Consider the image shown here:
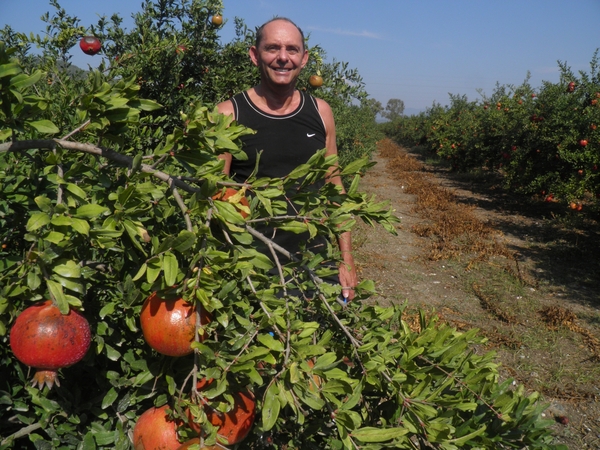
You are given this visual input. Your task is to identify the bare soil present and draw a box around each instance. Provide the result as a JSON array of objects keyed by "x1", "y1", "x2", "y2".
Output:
[{"x1": 353, "y1": 139, "x2": 600, "y2": 449}]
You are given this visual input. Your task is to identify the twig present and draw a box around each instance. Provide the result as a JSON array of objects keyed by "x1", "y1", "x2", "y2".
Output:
[
  {"x1": 0, "y1": 422, "x2": 43, "y2": 445},
  {"x1": 61, "y1": 120, "x2": 91, "y2": 140}
]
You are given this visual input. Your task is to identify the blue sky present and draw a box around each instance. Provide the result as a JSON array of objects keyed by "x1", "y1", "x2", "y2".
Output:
[{"x1": 2, "y1": 0, "x2": 599, "y2": 115}]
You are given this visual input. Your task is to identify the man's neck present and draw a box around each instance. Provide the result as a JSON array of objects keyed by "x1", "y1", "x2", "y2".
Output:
[{"x1": 251, "y1": 83, "x2": 300, "y2": 115}]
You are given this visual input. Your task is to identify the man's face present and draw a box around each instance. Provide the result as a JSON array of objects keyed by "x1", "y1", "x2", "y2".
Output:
[{"x1": 250, "y1": 20, "x2": 308, "y2": 88}]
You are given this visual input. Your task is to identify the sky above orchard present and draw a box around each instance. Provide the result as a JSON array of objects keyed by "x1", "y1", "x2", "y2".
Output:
[{"x1": 2, "y1": 0, "x2": 599, "y2": 115}]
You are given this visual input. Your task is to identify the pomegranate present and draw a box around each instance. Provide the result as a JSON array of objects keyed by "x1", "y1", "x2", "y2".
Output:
[
  {"x1": 9, "y1": 300, "x2": 91, "y2": 389},
  {"x1": 187, "y1": 378, "x2": 256, "y2": 445},
  {"x1": 133, "y1": 405, "x2": 182, "y2": 450},
  {"x1": 140, "y1": 292, "x2": 210, "y2": 357},
  {"x1": 309, "y1": 75, "x2": 323, "y2": 87},
  {"x1": 79, "y1": 36, "x2": 101, "y2": 55}
]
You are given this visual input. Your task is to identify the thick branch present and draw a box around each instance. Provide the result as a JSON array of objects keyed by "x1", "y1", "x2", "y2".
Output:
[{"x1": 0, "y1": 139, "x2": 201, "y2": 194}]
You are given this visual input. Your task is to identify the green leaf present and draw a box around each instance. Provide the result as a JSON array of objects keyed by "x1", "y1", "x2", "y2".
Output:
[
  {"x1": 257, "y1": 333, "x2": 284, "y2": 353},
  {"x1": 101, "y1": 388, "x2": 118, "y2": 409},
  {"x1": 0, "y1": 62, "x2": 21, "y2": 78},
  {"x1": 75, "y1": 204, "x2": 109, "y2": 218},
  {"x1": 447, "y1": 426, "x2": 487, "y2": 446},
  {"x1": 171, "y1": 230, "x2": 196, "y2": 253},
  {"x1": 262, "y1": 383, "x2": 281, "y2": 431},
  {"x1": 26, "y1": 119, "x2": 59, "y2": 134},
  {"x1": 163, "y1": 252, "x2": 178, "y2": 287},
  {"x1": 26, "y1": 212, "x2": 51, "y2": 232},
  {"x1": 53, "y1": 260, "x2": 81, "y2": 278},
  {"x1": 71, "y1": 218, "x2": 90, "y2": 236},
  {"x1": 66, "y1": 183, "x2": 87, "y2": 199},
  {"x1": 351, "y1": 426, "x2": 409, "y2": 443},
  {"x1": 129, "y1": 98, "x2": 162, "y2": 111},
  {"x1": 47, "y1": 280, "x2": 68, "y2": 314}
]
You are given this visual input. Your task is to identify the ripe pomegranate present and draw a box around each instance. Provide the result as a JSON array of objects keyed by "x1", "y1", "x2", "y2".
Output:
[
  {"x1": 133, "y1": 405, "x2": 182, "y2": 450},
  {"x1": 140, "y1": 293, "x2": 211, "y2": 357},
  {"x1": 211, "y1": 187, "x2": 250, "y2": 219},
  {"x1": 188, "y1": 379, "x2": 256, "y2": 445},
  {"x1": 79, "y1": 36, "x2": 101, "y2": 55},
  {"x1": 9, "y1": 300, "x2": 91, "y2": 389}
]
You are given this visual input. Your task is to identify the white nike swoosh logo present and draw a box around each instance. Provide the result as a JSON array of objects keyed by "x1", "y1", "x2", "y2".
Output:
[{"x1": 307, "y1": 133, "x2": 316, "y2": 137}]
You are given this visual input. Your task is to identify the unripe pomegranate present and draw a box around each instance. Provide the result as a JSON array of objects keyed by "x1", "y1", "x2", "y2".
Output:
[
  {"x1": 133, "y1": 405, "x2": 182, "y2": 450},
  {"x1": 140, "y1": 292, "x2": 211, "y2": 357},
  {"x1": 9, "y1": 300, "x2": 91, "y2": 389}
]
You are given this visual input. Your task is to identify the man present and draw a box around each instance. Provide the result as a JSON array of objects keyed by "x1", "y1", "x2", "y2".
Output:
[{"x1": 217, "y1": 17, "x2": 357, "y2": 301}]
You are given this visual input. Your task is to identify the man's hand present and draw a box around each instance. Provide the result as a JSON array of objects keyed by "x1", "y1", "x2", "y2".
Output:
[{"x1": 339, "y1": 251, "x2": 357, "y2": 301}]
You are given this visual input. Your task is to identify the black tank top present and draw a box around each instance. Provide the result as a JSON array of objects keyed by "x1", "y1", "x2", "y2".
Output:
[
  {"x1": 229, "y1": 90, "x2": 330, "y2": 262},
  {"x1": 229, "y1": 90, "x2": 327, "y2": 181}
]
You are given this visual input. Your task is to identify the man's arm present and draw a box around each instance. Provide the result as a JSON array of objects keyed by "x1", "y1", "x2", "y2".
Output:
[{"x1": 316, "y1": 98, "x2": 358, "y2": 301}]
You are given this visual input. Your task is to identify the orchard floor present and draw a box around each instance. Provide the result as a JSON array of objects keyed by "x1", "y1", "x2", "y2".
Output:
[{"x1": 353, "y1": 139, "x2": 600, "y2": 449}]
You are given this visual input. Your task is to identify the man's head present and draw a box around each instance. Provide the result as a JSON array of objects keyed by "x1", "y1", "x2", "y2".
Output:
[
  {"x1": 255, "y1": 17, "x2": 305, "y2": 52},
  {"x1": 250, "y1": 18, "x2": 309, "y2": 90}
]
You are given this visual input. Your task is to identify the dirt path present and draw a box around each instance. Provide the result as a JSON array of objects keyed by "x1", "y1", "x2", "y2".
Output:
[
  {"x1": 353, "y1": 149, "x2": 477, "y2": 315},
  {"x1": 353, "y1": 141, "x2": 600, "y2": 449}
]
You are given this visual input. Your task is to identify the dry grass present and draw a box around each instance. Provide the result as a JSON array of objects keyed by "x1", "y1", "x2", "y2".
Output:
[{"x1": 378, "y1": 139, "x2": 513, "y2": 263}]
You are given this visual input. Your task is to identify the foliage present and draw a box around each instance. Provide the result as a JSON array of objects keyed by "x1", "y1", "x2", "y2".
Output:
[
  {"x1": 386, "y1": 51, "x2": 600, "y2": 212},
  {"x1": 0, "y1": 2, "x2": 563, "y2": 449},
  {"x1": 382, "y1": 98, "x2": 405, "y2": 122}
]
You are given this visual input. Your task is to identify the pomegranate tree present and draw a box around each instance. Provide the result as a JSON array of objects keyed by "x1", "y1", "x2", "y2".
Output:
[{"x1": 9, "y1": 300, "x2": 92, "y2": 389}]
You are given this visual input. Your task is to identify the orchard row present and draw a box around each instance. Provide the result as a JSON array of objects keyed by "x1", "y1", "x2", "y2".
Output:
[{"x1": 385, "y1": 51, "x2": 600, "y2": 212}]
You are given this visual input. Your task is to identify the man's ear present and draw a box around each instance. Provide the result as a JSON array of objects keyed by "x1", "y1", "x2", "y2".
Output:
[
  {"x1": 301, "y1": 49, "x2": 309, "y2": 69},
  {"x1": 249, "y1": 46, "x2": 259, "y2": 66}
]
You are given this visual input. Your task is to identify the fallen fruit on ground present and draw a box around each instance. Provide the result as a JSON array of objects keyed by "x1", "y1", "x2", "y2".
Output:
[
  {"x1": 188, "y1": 378, "x2": 256, "y2": 445},
  {"x1": 9, "y1": 300, "x2": 91, "y2": 389},
  {"x1": 133, "y1": 405, "x2": 182, "y2": 450},
  {"x1": 140, "y1": 292, "x2": 211, "y2": 357}
]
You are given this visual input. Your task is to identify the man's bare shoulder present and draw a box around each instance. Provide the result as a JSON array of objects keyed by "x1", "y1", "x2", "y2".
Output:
[
  {"x1": 314, "y1": 97, "x2": 333, "y2": 115},
  {"x1": 217, "y1": 99, "x2": 235, "y2": 117}
]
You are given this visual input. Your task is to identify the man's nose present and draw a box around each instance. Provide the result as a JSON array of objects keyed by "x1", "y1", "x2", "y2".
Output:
[{"x1": 277, "y1": 48, "x2": 289, "y2": 62}]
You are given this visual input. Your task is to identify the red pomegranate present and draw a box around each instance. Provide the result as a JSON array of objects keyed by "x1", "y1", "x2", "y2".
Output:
[
  {"x1": 140, "y1": 293, "x2": 210, "y2": 357},
  {"x1": 9, "y1": 300, "x2": 91, "y2": 389},
  {"x1": 133, "y1": 405, "x2": 182, "y2": 450},
  {"x1": 187, "y1": 378, "x2": 256, "y2": 445},
  {"x1": 79, "y1": 36, "x2": 101, "y2": 55}
]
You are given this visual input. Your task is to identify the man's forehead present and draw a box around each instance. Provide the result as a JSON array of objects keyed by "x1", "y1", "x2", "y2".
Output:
[{"x1": 260, "y1": 20, "x2": 303, "y2": 45}]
